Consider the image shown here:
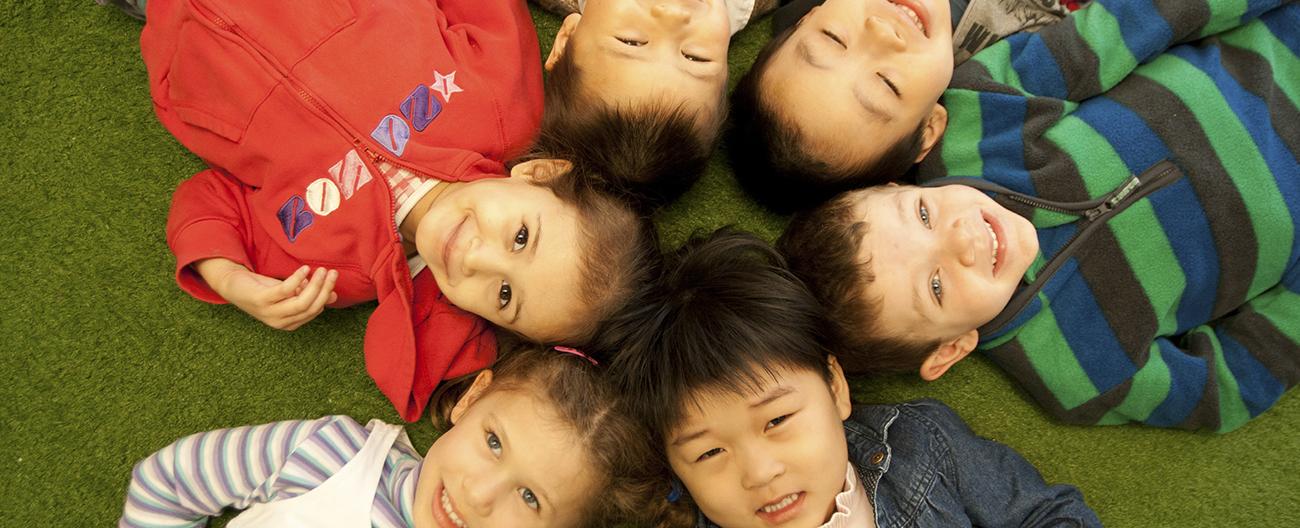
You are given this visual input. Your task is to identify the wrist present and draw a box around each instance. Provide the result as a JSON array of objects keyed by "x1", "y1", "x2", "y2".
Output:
[{"x1": 193, "y1": 258, "x2": 246, "y2": 296}]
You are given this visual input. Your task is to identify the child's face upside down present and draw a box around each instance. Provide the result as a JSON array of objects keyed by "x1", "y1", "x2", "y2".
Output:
[
  {"x1": 851, "y1": 184, "x2": 1039, "y2": 345},
  {"x1": 761, "y1": 0, "x2": 955, "y2": 174},
  {"x1": 549, "y1": 0, "x2": 733, "y2": 130},
  {"x1": 412, "y1": 163, "x2": 587, "y2": 343}
]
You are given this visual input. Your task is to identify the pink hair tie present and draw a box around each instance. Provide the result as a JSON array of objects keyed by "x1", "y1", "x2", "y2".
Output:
[{"x1": 554, "y1": 346, "x2": 598, "y2": 366}]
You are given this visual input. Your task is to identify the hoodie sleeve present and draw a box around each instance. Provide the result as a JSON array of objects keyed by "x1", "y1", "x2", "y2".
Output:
[{"x1": 165, "y1": 169, "x2": 257, "y2": 304}]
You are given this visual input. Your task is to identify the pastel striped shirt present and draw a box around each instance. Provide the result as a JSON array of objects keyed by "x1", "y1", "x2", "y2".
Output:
[{"x1": 120, "y1": 416, "x2": 422, "y2": 528}]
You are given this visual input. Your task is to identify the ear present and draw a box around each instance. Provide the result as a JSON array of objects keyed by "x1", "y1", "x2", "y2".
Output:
[
  {"x1": 827, "y1": 356, "x2": 853, "y2": 421},
  {"x1": 913, "y1": 103, "x2": 949, "y2": 164},
  {"x1": 449, "y1": 370, "x2": 494, "y2": 425},
  {"x1": 510, "y1": 158, "x2": 573, "y2": 183},
  {"x1": 918, "y1": 329, "x2": 977, "y2": 381},
  {"x1": 545, "y1": 13, "x2": 582, "y2": 71}
]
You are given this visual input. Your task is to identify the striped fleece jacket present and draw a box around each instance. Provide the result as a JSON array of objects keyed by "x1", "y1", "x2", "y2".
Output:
[{"x1": 915, "y1": 0, "x2": 1300, "y2": 432}]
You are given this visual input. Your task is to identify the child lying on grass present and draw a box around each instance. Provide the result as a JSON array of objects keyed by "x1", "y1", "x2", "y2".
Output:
[
  {"x1": 782, "y1": 0, "x2": 1300, "y2": 432},
  {"x1": 119, "y1": 346, "x2": 659, "y2": 528},
  {"x1": 727, "y1": 0, "x2": 1073, "y2": 211},
  {"x1": 608, "y1": 229, "x2": 1100, "y2": 527},
  {"x1": 126, "y1": 0, "x2": 676, "y2": 421}
]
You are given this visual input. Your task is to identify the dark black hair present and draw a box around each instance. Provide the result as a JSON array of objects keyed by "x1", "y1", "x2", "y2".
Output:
[
  {"x1": 726, "y1": 26, "x2": 928, "y2": 213},
  {"x1": 542, "y1": 43, "x2": 714, "y2": 208},
  {"x1": 604, "y1": 228, "x2": 836, "y2": 447},
  {"x1": 778, "y1": 191, "x2": 942, "y2": 374}
]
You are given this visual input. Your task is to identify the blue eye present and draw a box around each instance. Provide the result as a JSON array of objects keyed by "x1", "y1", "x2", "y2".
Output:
[
  {"x1": 486, "y1": 431, "x2": 502, "y2": 455},
  {"x1": 513, "y1": 225, "x2": 528, "y2": 252},
  {"x1": 931, "y1": 274, "x2": 943, "y2": 304},
  {"x1": 696, "y1": 447, "x2": 723, "y2": 462},
  {"x1": 919, "y1": 203, "x2": 931, "y2": 228},
  {"x1": 498, "y1": 281, "x2": 512, "y2": 309},
  {"x1": 520, "y1": 488, "x2": 540, "y2": 510}
]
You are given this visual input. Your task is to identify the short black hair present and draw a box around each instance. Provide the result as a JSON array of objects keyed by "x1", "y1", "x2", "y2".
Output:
[
  {"x1": 726, "y1": 26, "x2": 928, "y2": 213},
  {"x1": 604, "y1": 228, "x2": 836, "y2": 446},
  {"x1": 543, "y1": 44, "x2": 713, "y2": 208}
]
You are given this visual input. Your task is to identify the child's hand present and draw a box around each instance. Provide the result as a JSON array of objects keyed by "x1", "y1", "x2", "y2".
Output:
[{"x1": 196, "y1": 259, "x2": 339, "y2": 331}]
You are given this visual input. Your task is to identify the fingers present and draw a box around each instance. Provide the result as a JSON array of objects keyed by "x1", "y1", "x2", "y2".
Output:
[
  {"x1": 272, "y1": 268, "x2": 338, "y2": 330},
  {"x1": 275, "y1": 266, "x2": 312, "y2": 299}
]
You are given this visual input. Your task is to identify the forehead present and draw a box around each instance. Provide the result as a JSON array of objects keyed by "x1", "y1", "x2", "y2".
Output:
[
  {"x1": 479, "y1": 390, "x2": 599, "y2": 503},
  {"x1": 515, "y1": 204, "x2": 587, "y2": 341}
]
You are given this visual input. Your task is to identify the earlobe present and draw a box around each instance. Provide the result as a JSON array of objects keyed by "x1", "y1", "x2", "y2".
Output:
[
  {"x1": 918, "y1": 329, "x2": 977, "y2": 381},
  {"x1": 913, "y1": 104, "x2": 949, "y2": 164},
  {"x1": 827, "y1": 356, "x2": 853, "y2": 421},
  {"x1": 449, "y1": 370, "x2": 494, "y2": 425},
  {"x1": 510, "y1": 158, "x2": 573, "y2": 183},
  {"x1": 545, "y1": 13, "x2": 582, "y2": 71}
]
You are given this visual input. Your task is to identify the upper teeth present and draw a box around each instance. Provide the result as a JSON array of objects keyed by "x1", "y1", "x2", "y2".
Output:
[
  {"x1": 985, "y1": 221, "x2": 999, "y2": 268},
  {"x1": 441, "y1": 489, "x2": 467, "y2": 528},
  {"x1": 760, "y1": 493, "x2": 799, "y2": 513},
  {"x1": 891, "y1": 2, "x2": 924, "y2": 33}
]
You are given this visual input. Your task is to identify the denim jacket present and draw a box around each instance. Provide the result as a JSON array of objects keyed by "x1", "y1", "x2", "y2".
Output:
[{"x1": 697, "y1": 399, "x2": 1101, "y2": 527}]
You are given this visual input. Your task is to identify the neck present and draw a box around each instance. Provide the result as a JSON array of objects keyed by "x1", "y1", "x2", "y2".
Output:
[{"x1": 400, "y1": 182, "x2": 458, "y2": 253}]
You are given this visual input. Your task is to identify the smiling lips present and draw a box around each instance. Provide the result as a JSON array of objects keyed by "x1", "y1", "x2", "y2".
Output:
[
  {"x1": 982, "y1": 213, "x2": 1008, "y2": 276},
  {"x1": 888, "y1": 0, "x2": 929, "y2": 37},
  {"x1": 755, "y1": 491, "x2": 805, "y2": 524},
  {"x1": 434, "y1": 486, "x2": 467, "y2": 528},
  {"x1": 440, "y1": 216, "x2": 467, "y2": 280}
]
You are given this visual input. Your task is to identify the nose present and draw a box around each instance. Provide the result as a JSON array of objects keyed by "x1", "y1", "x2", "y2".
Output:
[
  {"x1": 461, "y1": 236, "x2": 505, "y2": 277},
  {"x1": 462, "y1": 470, "x2": 510, "y2": 516},
  {"x1": 864, "y1": 15, "x2": 906, "y2": 52},
  {"x1": 945, "y1": 216, "x2": 980, "y2": 268},
  {"x1": 651, "y1": 2, "x2": 692, "y2": 27},
  {"x1": 739, "y1": 446, "x2": 785, "y2": 490}
]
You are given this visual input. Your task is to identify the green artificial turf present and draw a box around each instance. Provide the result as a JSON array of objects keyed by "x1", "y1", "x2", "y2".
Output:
[{"x1": 2, "y1": 2, "x2": 1297, "y2": 526}]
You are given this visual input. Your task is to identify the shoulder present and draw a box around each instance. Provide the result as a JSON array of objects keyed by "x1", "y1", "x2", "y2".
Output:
[{"x1": 848, "y1": 399, "x2": 974, "y2": 449}]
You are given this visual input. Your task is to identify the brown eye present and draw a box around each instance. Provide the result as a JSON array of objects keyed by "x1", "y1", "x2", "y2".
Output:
[
  {"x1": 616, "y1": 37, "x2": 646, "y2": 47},
  {"x1": 498, "y1": 281, "x2": 512, "y2": 309},
  {"x1": 513, "y1": 225, "x2": 528, "y2": 251}
]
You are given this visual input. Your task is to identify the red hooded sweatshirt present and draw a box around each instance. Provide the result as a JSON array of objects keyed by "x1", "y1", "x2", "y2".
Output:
[{"x1": 141, "y1": 0, "x2": 544, "y2": 421}]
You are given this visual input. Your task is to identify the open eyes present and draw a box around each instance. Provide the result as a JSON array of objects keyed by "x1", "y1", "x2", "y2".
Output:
[
  {"x1": 695, "y1": 447, "x2": 723, "y2": 462},
  {"x1": 498, "y1": 282, "x2": 512, "y2": 309},
  {"x1": 931, "y1": 274, "x2": 944, "y2": 305},
  {"x1": 486, "y1": 432, "x2": 542, "y2": 512},
  {"x1": 616, "y1": 37, "x2": 646, "y2": 47},
  {"x1": 513, "y1": 225, "x2": 529, "y2": 252},
  {"x1": 919, "y1": 202, "x2": 931, "y2": 229}
]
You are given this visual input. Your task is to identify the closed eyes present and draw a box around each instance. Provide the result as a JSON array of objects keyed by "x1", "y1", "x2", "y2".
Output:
[
  {"x1": 821, "y1": 29, "x2": 846, "y2": 48},
  {"x1": 879, "y1": 73, "x2": 900, "y2": 96}
]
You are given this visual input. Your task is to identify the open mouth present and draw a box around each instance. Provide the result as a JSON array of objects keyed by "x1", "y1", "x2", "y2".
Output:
[
  {"x1": 433, "y1": 486, "x2": 468, "y2": 528},
  {"x1": 888, "y1": 0, "x2": 928, "y2": 37},
  {"x1": 755, "y1": 491, "x2": 805, "y2": 524},
  {"x1": 982, "y1": 212, "x2": 1007, "y2": 276}
]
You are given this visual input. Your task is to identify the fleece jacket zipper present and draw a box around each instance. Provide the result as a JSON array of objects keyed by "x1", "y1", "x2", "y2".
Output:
[{"x1": 922, "y1": 159, "x2": 1185, "y2": 337}]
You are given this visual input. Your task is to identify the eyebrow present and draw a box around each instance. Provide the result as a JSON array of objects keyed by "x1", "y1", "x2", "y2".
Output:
[{"x1": 750, "y1": 385, "x2": 796, "y2": 409}]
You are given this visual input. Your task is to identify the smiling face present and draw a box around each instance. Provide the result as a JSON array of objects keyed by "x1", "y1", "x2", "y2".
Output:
[
  {"x1": 761, "y1": 0, "x2": 954, "y2": 171},
  {"x1": 413, "y1": 164, "x2": 586, "y2": 343},
  {"x1": 850, "y1": 184, "x2": 1039, "y2": 344},
  {"x1": 548, "y1": 0, "x2": 731, "y2": 131},
  {"x1": 413, "y1": 377, "x2": 598, "y2": 528},
  {"x1": 667, "y1": 362, "x2": 853, "y2": 528}
]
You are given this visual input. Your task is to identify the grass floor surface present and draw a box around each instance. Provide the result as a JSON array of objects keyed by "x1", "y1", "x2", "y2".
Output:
[{"x1": 2, "y1": 2, "x2": 1298, "y2": 526}]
